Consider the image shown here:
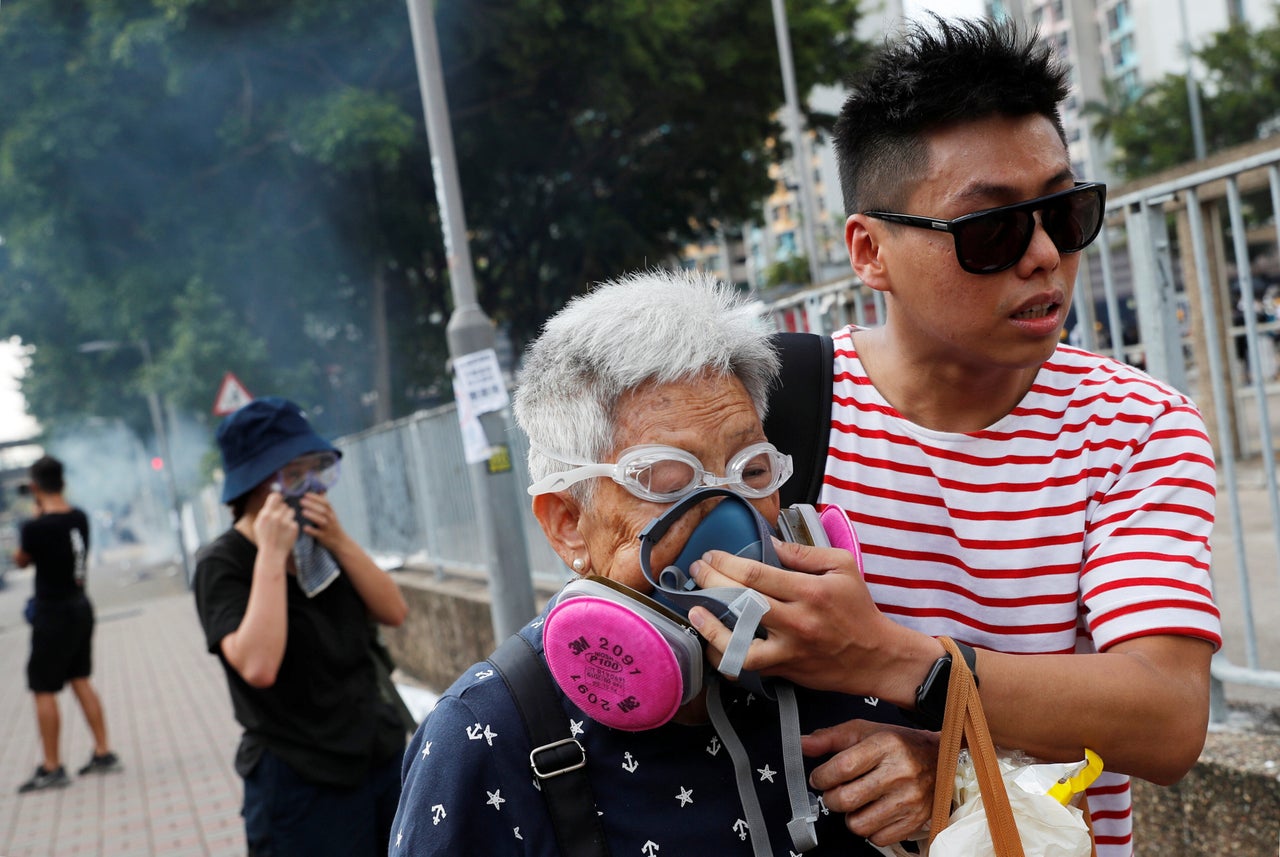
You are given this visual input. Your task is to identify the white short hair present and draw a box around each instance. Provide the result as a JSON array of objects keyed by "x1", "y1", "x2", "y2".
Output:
[{"x1": 513, "y1": 269, "x2": 779, "y2": 503}]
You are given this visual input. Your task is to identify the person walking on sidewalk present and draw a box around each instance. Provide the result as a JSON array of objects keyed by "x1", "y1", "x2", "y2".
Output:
[
  {"x1": 14, "y1": 454, "x2": 122, "y2": 794},
  {"x1": 195, "y1": 397, "x2": 409, "y2": 857}
]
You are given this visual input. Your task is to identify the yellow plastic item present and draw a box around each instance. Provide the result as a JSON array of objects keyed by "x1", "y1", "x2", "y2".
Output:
[{"x1": 1047, "y1": 748, "x2": 1104, "y2": 805}]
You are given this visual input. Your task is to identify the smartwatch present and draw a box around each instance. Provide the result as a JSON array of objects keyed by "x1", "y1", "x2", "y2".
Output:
[{"x1": 903, "y1": 641, "x2": 978, "y2": 731}]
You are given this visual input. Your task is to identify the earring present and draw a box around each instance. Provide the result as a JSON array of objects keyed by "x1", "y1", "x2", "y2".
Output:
[{"x1": 572, "y1": 557, "x2": 585, "y2": 572}]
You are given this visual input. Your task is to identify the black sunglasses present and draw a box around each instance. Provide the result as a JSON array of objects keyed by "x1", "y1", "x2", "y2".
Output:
[{"x1": 864, "y1": 182, "x2": 1107, "y2": 275}]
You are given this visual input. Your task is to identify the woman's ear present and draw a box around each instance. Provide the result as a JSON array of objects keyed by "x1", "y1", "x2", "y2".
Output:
[
  {"x1": 846, "y1": 214, "x2": 891, "y2": 293},
  {"x1": 532, "y1": 491, "x2": 588, "y2": 570}
]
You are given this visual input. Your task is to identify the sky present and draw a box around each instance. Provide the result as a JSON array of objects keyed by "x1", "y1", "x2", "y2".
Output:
[
  {"x1": 905, "y1": 0, "x2": 985, "y2": 18},
  {"x1": 0, "y1": 338, "x2": 38, "y2": 443},
  {"x1": 0, "y1": 0, "x2": 986, "y2": 445}
]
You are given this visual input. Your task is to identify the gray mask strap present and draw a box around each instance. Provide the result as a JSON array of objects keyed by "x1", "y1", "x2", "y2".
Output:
[
  {"x1": 706, "y1": 674, "x2": 774, "y2": 857},
  {"x1": 778, "y1": 682, "x2": 819, "y2": 851}
]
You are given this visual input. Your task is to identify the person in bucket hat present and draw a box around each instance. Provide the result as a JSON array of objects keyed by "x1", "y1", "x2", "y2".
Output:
[{"x1": 195, "y1": 396, "x2": 409, "y2": 857}]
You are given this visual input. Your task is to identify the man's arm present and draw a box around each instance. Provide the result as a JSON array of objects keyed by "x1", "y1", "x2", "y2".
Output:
[
  {"x1": 219, "y1": 492, "x2": 294, "y2": 688},
  {"x1": 687, "y1": 541, "x2": 1215, "y2": 785}
]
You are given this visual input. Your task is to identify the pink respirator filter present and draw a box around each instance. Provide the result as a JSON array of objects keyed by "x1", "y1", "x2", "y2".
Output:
[{"x1": 543, "y1": 584, "x2": 700, "y2": 732}]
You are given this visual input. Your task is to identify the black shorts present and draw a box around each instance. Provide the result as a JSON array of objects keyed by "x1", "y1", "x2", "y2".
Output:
[{"x1": 27, "y1": 596, "x2": 95, "y2": 693}]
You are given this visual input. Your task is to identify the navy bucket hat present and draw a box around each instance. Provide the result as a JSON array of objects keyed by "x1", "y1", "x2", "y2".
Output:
[{"x1": 216, "y1": 396, "x2": 340, "y2": 503}]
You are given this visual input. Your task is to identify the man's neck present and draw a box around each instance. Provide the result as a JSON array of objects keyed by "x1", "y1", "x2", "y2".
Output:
[
  {"x1": 34, "y1": 492, "x2": 71, "y2": 515},
  {"x1": 853, "y1": 327, "x2": 1044, "y2": 433}
]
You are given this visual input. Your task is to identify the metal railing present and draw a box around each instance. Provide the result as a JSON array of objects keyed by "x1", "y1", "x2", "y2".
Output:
[{"x1": 325, "y1": 405, "x2": 564, "y2": 586}]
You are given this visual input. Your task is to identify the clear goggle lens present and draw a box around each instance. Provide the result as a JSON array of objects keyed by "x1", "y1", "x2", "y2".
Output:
[
  {"x1": 528, "y1": 442, "x2": 793, "y2": 503},
  {"x1": 275, "y1": 452, "x2": 341, "y2": 498}
]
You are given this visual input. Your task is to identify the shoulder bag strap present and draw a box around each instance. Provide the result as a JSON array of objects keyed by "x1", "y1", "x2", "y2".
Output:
[
  {"x1": 765, "y1": 331, "x2": 834, "y2": 508},
  {"x1": 488, "y1": 633, "x2": 611, "y2": 857},
  {"x1": 929, "y1": 637, "x2": 1026, "y2": 857}
]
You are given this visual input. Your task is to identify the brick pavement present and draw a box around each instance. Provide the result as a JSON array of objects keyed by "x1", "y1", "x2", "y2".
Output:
[{"x1": 0, "y1": 574, "x2": 245, "y2": 857}]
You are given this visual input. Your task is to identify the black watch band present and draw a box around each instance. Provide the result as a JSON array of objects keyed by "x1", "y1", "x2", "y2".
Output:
[{"x1": 902, "y1": 641, "x2": 978, "y2": 731}]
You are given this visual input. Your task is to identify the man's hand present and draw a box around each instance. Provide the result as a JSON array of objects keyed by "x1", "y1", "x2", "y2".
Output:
[
  {"x1": 253, "y1": 490, "x2": 299, "y2": 560},
  {"x1": 295, "y1": 492, "x2": 350, "y2": 552},
  {"x1": 804, "y1": 720, "x2": 937, "y2": 847},
  {"x1": 687, "y1": 538, "x2": 939, "y2": 706}
]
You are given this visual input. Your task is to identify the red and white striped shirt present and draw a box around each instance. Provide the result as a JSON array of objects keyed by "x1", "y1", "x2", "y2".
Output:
[{"x1": 819, "y1": 327, "x2": 1222, "y2": 856}]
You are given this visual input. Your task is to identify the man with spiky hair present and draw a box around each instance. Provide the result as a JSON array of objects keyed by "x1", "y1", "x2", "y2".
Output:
[{"x1": 690, "y1": 18, "x2": 1220, "y2": 856}]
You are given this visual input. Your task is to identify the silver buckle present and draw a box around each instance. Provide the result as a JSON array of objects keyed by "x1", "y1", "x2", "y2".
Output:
[{"x1": 529, "y1": 738, "x2": 586, "y2": 780}]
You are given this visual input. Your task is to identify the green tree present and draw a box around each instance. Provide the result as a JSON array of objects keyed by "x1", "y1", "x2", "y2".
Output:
[
  {"x1": 0, "y1": 0, "x2": 869, "y2": 445},
  {"x1": 1088, "y1": 15, "x2": 1280, "y2": 179}
]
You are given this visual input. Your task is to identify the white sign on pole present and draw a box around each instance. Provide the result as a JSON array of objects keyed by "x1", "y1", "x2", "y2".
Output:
[
  {"x1": 451, "y1": 349, "x2": 509, "y2": 416},
  {"x1": 451, "y1": 349, "x2": 509, "y2": 464}
]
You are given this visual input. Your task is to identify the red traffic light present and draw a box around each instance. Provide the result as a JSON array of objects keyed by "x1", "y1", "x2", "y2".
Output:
[{"x1": 150, "y1": 457, "x2": 164, "y2": 471}]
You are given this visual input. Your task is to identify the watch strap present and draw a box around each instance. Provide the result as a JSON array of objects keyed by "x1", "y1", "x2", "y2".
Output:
[{"x1": 903, "y1": 640, "x2": 978, "y2": 731}]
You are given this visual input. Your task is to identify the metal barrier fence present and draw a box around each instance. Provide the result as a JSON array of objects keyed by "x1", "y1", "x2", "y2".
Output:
[
  {"x1": 326, "y1": 405, "x2": 564, "y2": 585},
  {"x1": 320, "y1": 145, "x2": 1280, "y2": 718}
]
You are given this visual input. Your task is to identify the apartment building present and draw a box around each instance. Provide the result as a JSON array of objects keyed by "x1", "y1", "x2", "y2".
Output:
[
  {"x1": 681, "y1": 0, "x2": 1278, "y2": 287},
  {"x1": 678, "y1": 1, "x2": 905, "y2": 290},
  {"x1": 987, "y1": 0, "x2": 1275, "y2": 181}
]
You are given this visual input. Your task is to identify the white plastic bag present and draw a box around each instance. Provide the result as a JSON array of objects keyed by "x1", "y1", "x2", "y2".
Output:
[
  {"x1": 869, "y1": 751, "x2": 1099, "y2": 857},
  {"x1": 927, "y1": 750, "x2": 1095, "y2": 857}
]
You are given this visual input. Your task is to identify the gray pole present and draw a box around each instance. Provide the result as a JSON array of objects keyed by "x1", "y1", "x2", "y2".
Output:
[
  {"x1": 405, "y1": 0, "x2": 536, "y2": 641},
  {"x1": 1177, "y1": 0, "x2": 1208, "y2": 161},
  {"x1": 771, "y1": 0, "x2": 823, "y2": 286}
]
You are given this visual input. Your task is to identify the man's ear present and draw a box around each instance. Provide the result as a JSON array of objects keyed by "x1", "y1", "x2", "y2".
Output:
[
  {"x1": 846, "y1": 214, "x2": 891, "y2": 293},
  {"x1": 532, "y1": 491, "x2": 587, "y2": 569}
]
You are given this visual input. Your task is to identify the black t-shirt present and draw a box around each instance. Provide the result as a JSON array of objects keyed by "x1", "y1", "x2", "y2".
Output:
[
  {"x1": 21, "y1": 509, "x2": 90, "y2": 601},
  {"x1": 193, "y1": 528, "x2": 404, "y2": 788}
]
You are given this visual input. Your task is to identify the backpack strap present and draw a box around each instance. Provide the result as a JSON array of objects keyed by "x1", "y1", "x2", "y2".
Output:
[
  {"x1": 488, "y1": 633, "x2": 611, "y2": 857},
  {"x1": 765, "y1": 332, "x2": 835, "y2": 507}
]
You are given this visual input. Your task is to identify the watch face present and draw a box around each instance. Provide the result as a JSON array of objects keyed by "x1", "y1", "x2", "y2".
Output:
[{"x1": 913, "y1": 653, "x2": 953, "y2": 729}]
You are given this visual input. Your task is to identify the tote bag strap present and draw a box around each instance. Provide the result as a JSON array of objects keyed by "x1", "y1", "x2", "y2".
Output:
[{"x1": 928, "y1": 637, "x2": 1025, "y2": 857}]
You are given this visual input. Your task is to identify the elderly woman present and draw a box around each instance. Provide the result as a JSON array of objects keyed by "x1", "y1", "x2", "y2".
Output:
[{"x1": 389, "y1": 270, "x2": 935, "y2": 857}]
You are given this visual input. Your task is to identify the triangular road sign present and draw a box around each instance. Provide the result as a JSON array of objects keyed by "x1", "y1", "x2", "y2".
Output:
[{"x1": 212, "y1": 372, "x2": 253, "y2": 416}]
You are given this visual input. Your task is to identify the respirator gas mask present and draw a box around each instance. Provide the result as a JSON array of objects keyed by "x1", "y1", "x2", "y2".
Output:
[
  {"x1": 541, "y1": 487, "x2": 864, "y2": 855},
  {"x1": 543, "y1": 487, "x2": 861, "y2": 730}
]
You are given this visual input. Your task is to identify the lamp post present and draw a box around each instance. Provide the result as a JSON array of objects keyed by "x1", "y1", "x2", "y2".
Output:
[
  {"x1": 1176, "y1": 0, "x2": 1208, "y2": 161},
  {"x1": 404, "y1": 0, "x2": 536, "y2": 641},
  {"x1": 77, "y1": 339, "x2": 192, "y2": 585},
  {"x1": 771, "y1": 0, "x2": 823, "y2": 286}
]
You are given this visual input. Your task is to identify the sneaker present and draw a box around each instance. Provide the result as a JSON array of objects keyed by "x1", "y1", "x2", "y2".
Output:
[
  {"x1": 17, "y1": 765, "x2": 70, "y2": 793},
  {"x1": 77, "y1": 752, "x2": 122, "y2": 776}
]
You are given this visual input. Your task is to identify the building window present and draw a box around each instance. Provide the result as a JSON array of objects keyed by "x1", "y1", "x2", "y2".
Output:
[
  {"x1": 776, "y1": 231, "x2": 797, "y2": 260},
  {"x1": 1107, "y1": 1, "x2": 1130, "y2": 34}
]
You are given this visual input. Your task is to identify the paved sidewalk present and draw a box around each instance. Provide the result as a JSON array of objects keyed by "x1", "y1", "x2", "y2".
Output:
[
  {"x1": 0, "y1": 554, "x2": 437, "y2": 857},
  {"x1": 0, "y1": 580, "x2": 245, "y2": 857}
]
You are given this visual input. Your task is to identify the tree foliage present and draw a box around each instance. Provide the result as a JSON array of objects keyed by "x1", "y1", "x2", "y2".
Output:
[
  {"x1": 0, "y1": 0, "x2": 868, "y2": 443},
  {"x1": 1086, "y1": 14, "x2": 1280, "y2": 179}
]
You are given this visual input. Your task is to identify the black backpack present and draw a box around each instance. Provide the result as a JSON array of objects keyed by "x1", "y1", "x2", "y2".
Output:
[{"x1": 765, "y1": 331, "x2": 835, "y2": 508}]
